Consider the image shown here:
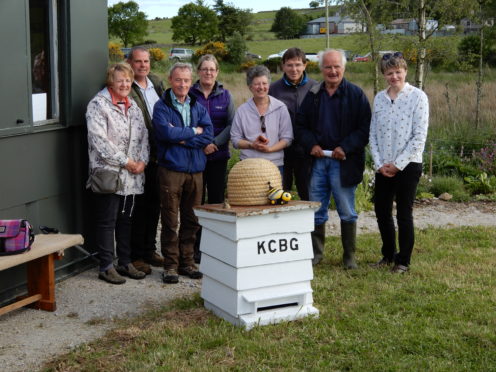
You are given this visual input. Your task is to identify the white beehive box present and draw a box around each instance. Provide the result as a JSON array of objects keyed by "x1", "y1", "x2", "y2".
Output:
[{"x1": 194, "y1": 201, "x2": 320, "y2": 329}]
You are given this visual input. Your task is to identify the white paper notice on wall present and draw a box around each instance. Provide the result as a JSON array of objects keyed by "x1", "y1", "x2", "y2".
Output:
[{"x1": 32, "y1": 93, "x2": 47, "y2": 124}]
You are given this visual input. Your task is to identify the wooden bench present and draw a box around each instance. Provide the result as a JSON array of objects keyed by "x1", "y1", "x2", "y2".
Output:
[{"x1": 0, "y1": 233, "x2": 84, "y2": 316}]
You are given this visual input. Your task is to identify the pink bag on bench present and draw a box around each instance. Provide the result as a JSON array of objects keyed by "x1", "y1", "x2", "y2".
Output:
[{"x1": 0, "y1": 220, "x2": 35, "y2": 255}]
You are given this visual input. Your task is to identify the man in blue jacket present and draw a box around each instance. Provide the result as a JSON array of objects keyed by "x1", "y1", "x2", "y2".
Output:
[
  {"x1": 153, "y1": 63, "x2": 213, "y2": 284},
  {"x1": 296, "y1": 49, "x2": 371, "y2": 269}
]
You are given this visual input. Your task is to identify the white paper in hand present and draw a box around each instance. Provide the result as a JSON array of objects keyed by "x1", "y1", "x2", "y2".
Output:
[{"x1": 323, "y1": 150, "x2": 333, "y2": 158}]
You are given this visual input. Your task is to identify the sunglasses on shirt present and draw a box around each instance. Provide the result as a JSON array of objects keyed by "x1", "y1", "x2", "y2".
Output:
[
  {"x1": 260, "y1": 115, "x2": 266, "y2": 133},
  {"x1": 382, "y1": 52, "x2": 403, "y2": 60}
]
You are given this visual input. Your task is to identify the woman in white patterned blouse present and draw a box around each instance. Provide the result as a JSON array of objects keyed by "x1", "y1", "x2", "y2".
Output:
[{"x1": 369, "y1": 53, "x2": 429, "y2": 274}]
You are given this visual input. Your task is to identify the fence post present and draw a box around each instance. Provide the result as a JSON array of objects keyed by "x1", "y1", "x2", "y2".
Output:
[{"x1": 429, "y1": 143, "x2": 433, "y2": 179}]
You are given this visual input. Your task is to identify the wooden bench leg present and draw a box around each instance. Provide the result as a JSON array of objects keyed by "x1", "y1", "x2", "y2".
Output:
[{"x1": 26, "y1": 253, "x2": 58, "y2": 311}]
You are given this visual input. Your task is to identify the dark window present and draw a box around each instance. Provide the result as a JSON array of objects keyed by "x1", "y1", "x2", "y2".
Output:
[{"x1": 30, "y1": 0, "x2": 59, "y2": 125}]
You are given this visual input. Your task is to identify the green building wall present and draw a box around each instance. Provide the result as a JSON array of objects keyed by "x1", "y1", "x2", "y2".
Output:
[{"x1": 0, "y1": 0, "x2": 108, "y2": 304}]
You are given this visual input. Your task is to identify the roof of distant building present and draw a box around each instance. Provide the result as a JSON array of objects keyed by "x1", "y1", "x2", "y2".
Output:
[{"x1": 308, "y1": 16, "x2": 357, "y2": 24}]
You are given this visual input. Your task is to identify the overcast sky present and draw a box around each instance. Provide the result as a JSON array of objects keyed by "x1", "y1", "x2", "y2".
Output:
[{"x1": 107, "y1": 0, "x2": 317, "y2": 19}]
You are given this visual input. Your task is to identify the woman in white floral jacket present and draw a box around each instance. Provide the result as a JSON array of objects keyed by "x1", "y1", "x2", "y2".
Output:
[
  {"x1": 369, "y1": 53, "x2": 429, "y2": 274},
  {"x1": 86, "y1": 63, "x2": 149, "y2": 284}
]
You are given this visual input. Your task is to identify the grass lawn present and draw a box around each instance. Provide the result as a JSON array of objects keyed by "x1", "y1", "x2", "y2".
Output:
[{"x1": 44, "y1": 226, "x2": 496, "y2": 371}]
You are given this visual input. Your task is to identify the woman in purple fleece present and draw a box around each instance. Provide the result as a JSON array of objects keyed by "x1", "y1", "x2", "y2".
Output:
[
  {"x1": 189, "y1": 54, "x2": 235, "y2": 262},
  {"x1": 189, "y1": 54, "x2": 235, "y2": 205}
]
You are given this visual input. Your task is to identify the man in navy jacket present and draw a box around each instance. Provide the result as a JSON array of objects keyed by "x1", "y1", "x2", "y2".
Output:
[
  {"x1": 296, "y1": 49, "x2": 371, "y2": 268},
  {"x1": 269, "y1": 47, "x2": 318, "y2": 200},
  {"x1": 153, "y1": 62, "x2": 213, "y2": 284}
]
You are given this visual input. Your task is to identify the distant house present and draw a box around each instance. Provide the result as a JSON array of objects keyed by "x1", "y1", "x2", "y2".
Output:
[
  {"x1": 390, "y1": 18, "x2": 414, "y2": 33},
  {"x1": 386, "y1": 18, "x2": 438, "y2": 35},
  {"x1": 461, "y1": 18, "x2": 495, "y2": 34},
  {"x1": 304, "y1": 16, "x2": 365, "y2": 36}
]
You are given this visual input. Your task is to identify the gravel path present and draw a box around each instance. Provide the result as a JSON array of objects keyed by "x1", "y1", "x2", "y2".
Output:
[{"x1": 1, "y1": 200, "x2": 495, "y2": 372}]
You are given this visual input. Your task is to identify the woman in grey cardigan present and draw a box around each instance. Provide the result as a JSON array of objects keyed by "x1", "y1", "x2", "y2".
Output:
[{"x1": 230, "y1": 65, "x2": 293, "y2": 173}]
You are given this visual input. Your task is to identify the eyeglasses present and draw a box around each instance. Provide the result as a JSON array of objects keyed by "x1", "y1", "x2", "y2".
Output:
[
  {"x1": 199, "y1": 68, "x2": 217, "y2": 73},
  {"x1": 260, "y1": 115, "x2": 266, "y2": 133},
  {"x1": 382, "y1": 52, "x2": 403, "y2": 61}
]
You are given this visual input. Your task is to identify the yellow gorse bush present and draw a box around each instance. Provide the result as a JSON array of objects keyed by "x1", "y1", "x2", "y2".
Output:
[
  {"x1": 195, "y1": 41, "x2": 228, "y2": 61},
  {"x1": 108, "y1": 42, "x2": 124, "y2": 61},
  {"x1": 239, "y1": 60, "x2": 258, "y2": 72},
  {"x1": 149, "y1": 48, "x2": 165, "y2": 62}
]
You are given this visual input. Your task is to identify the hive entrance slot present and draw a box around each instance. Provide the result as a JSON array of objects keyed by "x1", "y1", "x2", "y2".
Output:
[{"x1": 257, "y1": 302, "x2": 298, "y2": 312}]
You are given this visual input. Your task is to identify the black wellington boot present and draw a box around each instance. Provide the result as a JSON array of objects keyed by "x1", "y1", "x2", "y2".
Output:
[
  {"x1": 311, "y1": 223, "x2": 326, "y2": 265},
  {"x1": 341, "y1": 221, "x2": 358, "y2": 269}
]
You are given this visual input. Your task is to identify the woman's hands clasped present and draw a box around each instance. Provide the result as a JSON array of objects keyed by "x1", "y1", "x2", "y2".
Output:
[
  {"x1": 379, "y1": 163, "x2": 399, "y2": 177},
  {"x1": 125, "y1": 159, "x2": 146, "y2": 174}
]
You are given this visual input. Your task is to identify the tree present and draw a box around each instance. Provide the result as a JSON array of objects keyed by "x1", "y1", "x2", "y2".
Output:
[
  {"x1": 340, "y1": 0, "x2": 397, "y2": 95},
  {"x1": 271, "y1": 7, "x2": 306, "y2": 39},
  {"x1": 171, "y1": 1, "x2": 218, "y2": 45},
  {"x1": 108, "y1": 1, "x2": 148, "y2": 47},
  {"x1": 402, "y1": 0, "x2": 475, "y2": 89},
  {"x1": 214, "y1": 0, "x2": 253, "y2": 42},
  {"x1": 227, "y1": 31, "x2": 247, "y2": 64},
  {"x1": 309, "y1": 1, "x2": 322, "y2": 8},
  {"x1": 472, "y1": 0, "x2": 496, "y2": 128}
]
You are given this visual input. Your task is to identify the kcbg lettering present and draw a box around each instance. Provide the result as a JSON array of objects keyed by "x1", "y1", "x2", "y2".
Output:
[{"x1": 257, "y1": 238, "x2": 299, "y2": 254}]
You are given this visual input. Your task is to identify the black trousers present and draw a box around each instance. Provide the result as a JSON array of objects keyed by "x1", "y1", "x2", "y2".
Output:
[
  {"x1": 374, "y1": 162, "x2": 422, "y2": 266},
  {"x1": 202, "y1": 158, "x2": 228, "y2": 204},
  {"x1": 93, "y1": 193, "x2": 134, "y2": 271},
  {"x1": 130, "y1": 162, "x2": 161, "y2": 261},
  {"x1": 283, "y1": 148, "x2": 312, "y2": 201},
  {"x1": 194, "y1": 158, "x2": 228, "y2": 260}
]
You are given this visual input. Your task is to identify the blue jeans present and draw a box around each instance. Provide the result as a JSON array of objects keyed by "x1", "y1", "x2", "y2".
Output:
[{"x1": 310, "y1": 158, "x2": 358, "y2": 225}]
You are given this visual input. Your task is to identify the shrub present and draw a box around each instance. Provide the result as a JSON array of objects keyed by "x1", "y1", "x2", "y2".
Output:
[
  {"x1": 429, "y1": 176, "x2": 470, "y2": 201},
  {"x1": 402, "y1": 47, "x2": 440, "y2": 66},
  {"x1": 355, "y1": 168, "x2": 374, "y2": 213},
  {"x1": 194, "y1": 41, "x2": 228, "y2": 62},
  {"x1": 148, "y1": 48, "x2": 165, "y2": 62},
  {"x1": 451, "y1": 189, "x2": 471, "y2": 202},
  {"x1": 263, "y1": 57, "x2": 282, "y2": 73},
  {"x1": 227, "y1": 148, "x2": 240, "y2": 174},
  {"x1": 473, "y1": 143, "x2": 496, "y2": 175},
  {"x1": 239, "y1": 60, "x2": 257, "y2": 72},
  {"x1": 401, "y1": 40, "x2": 459, "y2": 71},
  {"x1": 431, "y1": 148, "x2": 480, "y2": 178},
  {"x1": 417, "y1": 192, "x2": 435, "y2": 200},
  {"x1": 457, "y1": 35, "x2": 491, "y2": 70},
  {"x1": 416, "y1": 175, "x2": 432, "y2": 197},
  {"x1": 142, "y1": 39, "x2": 157, "y2": 45},
  {"x1": 108, "y1": 42, "x2": 124, "y2": 61},
  {"x1": 464, "y1": 173, "x2": 496, "y2": 195},
  {"x1": 305, "y1": 61, "x2": 320, "y2": 74},
  {"x1": 227, "y1": 32, "x2": 246, "y2": 65},
  {"x1": 475, "y1": 193, "x2": 496, "y2": 201},
  {"x1": 429, "y1": 176, "x2": 466, "y2": 197}
]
